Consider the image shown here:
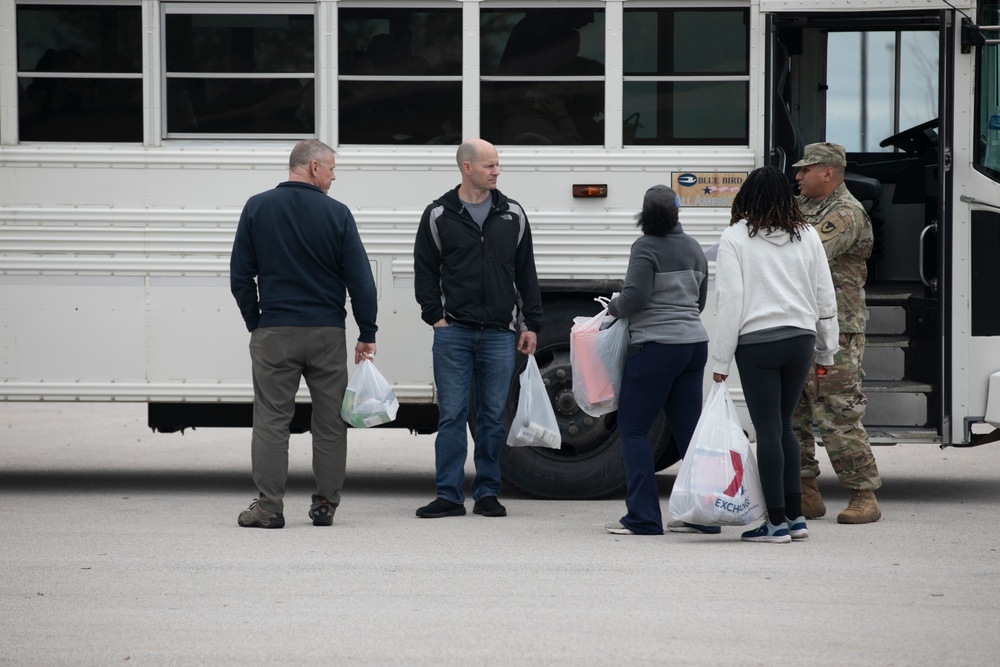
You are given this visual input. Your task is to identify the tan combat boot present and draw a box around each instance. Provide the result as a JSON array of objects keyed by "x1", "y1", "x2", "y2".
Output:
[
  {"x1": 801, "y1": 476, "x2": 826, "y2": 519},
  {"x1": 837, "y1": 490, "x2": 882, "y2": 524}
]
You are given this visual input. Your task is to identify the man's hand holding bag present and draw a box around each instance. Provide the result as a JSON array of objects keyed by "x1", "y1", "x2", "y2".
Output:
[
  {"x1": 340, "y1": 359, "x2": 399, "y2": 427},
  {"x1": 506, "y1": 355, "x2": 561, "y2": 449}
]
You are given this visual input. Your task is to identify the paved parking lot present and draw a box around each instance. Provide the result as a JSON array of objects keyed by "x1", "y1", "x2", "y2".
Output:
[{"x1": 1, "y1": 402, "x2": 998, "y2": 666}]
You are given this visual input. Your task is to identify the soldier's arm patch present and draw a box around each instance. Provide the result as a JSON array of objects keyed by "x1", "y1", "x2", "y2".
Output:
[{"x1": 816, "y1": 213, "x2": 848, "y2": 241}]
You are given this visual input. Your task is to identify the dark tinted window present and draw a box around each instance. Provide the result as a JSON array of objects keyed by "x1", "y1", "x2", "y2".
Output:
[
  {"x1": 480, "y1": 9, "x2": 605, "y2": 145},
  {"x1": 164, "y1": 12, "x2": 315, "y2": 135},
  {"x1": 165, "y1": 14, "x2": 314, "y2": 73},
  {"x1": 337, "y1": 8, "x2": 462, "y2": 144},
  {"x1": 623, "y1": 9, "x2": 748, "y2": 145},
  {"x1": 16, "y1": 4, "x2": 142, "y2": 142}
]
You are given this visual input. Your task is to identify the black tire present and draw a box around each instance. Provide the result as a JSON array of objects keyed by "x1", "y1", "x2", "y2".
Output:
[{"x1": 499, "y1": 299, "x2": 672, "y2": 499}]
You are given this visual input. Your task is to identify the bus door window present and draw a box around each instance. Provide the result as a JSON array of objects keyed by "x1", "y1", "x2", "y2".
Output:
[{"x1": 976, "y1": 3, "x2": 1000, "y2": 177}]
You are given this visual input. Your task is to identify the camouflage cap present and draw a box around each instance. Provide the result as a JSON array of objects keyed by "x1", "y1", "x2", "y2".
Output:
[{"x1": 792, "y1": 142, "x2": 847, "y2": 168}]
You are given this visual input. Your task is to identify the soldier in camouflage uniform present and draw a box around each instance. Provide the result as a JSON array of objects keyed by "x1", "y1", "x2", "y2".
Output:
[{"x1": 791, "y1": 142, "x2": 882, "y2": 524}]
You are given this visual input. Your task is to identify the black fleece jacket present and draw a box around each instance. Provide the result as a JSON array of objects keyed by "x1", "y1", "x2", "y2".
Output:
[{"x1": 413, "y1": 186, "x2": 542, "y2": 333}]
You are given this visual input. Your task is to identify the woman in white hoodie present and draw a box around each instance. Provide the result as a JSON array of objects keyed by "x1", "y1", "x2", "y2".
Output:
[{"x1": 713, "y1": 166, "x2": 838, "y2": 544}]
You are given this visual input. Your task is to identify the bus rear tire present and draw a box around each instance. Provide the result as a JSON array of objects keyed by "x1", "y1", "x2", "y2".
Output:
[{"x1": 499, "y1": 299, "x2": 673, "y2": 500}]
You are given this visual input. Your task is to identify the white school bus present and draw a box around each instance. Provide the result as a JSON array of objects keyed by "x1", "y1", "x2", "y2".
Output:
[{"x1": 2, "y1": 0, "x2": 1000, "y2": 499}]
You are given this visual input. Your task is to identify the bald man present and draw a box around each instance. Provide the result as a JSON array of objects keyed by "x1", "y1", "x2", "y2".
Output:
[{"x1": 413, "y1": 138, "x2": 543, "y2": 519}]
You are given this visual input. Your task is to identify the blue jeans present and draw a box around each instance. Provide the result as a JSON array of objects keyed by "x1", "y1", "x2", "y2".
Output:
[
  {"x1": 432, "y1": 325, "x2": 516, "y2": 503},
  {"x1": 617, "y1": 341, "x2": 708, "y2": 534}
]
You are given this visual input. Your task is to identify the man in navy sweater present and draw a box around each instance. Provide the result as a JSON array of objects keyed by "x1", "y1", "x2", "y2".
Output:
[{"x1": 230, "y1": 139, "x2": 378, "y2": 528}]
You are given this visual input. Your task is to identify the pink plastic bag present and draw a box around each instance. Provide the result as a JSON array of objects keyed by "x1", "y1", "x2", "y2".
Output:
[{"x1": 569, "y1": 302, "x2": 628, "y2": 417}]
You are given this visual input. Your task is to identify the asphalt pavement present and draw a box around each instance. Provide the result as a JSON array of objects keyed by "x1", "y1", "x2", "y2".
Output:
[{"x1": 1, "y1": 402, "x2": 998, "y2": 666}]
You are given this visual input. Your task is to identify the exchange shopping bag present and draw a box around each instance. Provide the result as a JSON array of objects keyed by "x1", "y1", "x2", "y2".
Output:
[
  {"x1": 569, "y1": 298, "x2": 629, "y2": 417},
  {"x1": 506, "y1": 355, "x2": 561, "y2": 449},
  {"x1": 668, "y1": 382, "x2": 765, "y2": 526},
  {"x1": 340, "y1": 359, "x2": 399, "y2": 427}
]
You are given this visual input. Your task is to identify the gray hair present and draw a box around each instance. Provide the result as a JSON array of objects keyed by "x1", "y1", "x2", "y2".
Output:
[
  {"x1": 456, "y1": 140, "x2": 479, "y2": 168},
  {"x1": 289, "y1": 139, "x2": 334, "y2": 170}
]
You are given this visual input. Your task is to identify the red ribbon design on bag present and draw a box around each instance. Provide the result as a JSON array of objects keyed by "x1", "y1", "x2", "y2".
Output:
[{"x1": 723, "y1": 450, "x2": 744, "y2": 497}]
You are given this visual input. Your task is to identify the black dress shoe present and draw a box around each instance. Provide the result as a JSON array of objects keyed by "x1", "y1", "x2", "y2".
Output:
[{"x1": 416, "y1": 498, "x2": 466, "y2": 518}]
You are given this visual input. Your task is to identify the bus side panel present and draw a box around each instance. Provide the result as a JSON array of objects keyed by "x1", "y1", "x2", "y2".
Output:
[{"x1": 0, "y1": 278, "x2": 146, "y2": 397}]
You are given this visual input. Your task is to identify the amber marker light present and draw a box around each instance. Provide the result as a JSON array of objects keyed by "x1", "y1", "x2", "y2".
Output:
[{"x1": 572, "y1": 184, "x2": 608, "y2": 198}]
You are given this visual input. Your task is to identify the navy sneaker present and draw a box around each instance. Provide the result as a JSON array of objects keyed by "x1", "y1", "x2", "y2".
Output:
[
  {"x1": 416, "y1": 498, "x2": 466, "y2": 518},
  {"x1": 787, "y1": 516, "x2": 809, "y2": 541},
  {"x1": 667, "y1": 519, "x2": 722, "y2": 535},
  {"x1": 473, "y1": 495, "x2": 507, "y2": 517},
  {"x1": 741, "y1": 520, "x2": 791, "y2": 543}
]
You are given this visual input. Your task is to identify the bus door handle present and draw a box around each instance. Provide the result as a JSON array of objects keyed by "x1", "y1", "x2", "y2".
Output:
[{"x1": 918, "y1": 221, "x2": 938, "y2": 292}]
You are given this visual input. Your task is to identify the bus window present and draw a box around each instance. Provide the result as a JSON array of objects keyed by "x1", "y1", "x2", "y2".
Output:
[
  {"x1": 977, "y1": 3, "x2": 1000, "y2": 176},
  {"x1": 16, "y1": 4, "x2": 142, "y2": 142},
  {"x1": 164, "y1": 8, "x2": 315, "y2": 136},
  {"x1": 622, "y1": 8, "x2": 748, "y2": 145},
  {"x1": 826, "y1": 31, "x2": 938, "y2": 153},
  {"x1": 480, "y1": 8, "x2": 605, "y2": 146},
  {"x1": 338, "y1": 8, "x2": 462, "y2": 145}
]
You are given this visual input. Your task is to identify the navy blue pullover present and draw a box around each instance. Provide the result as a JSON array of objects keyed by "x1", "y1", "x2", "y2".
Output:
[{"x1": 230, "y1": 181, "x2": 377, "y2": 342}]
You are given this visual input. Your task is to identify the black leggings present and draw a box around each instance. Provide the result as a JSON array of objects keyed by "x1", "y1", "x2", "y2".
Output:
[{"x1": 734, "y1": 335, "x2": 815, "y2": 508}]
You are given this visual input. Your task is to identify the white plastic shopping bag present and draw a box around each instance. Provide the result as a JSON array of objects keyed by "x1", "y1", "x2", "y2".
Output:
[
  {"x1": 668, "y1": 382, "x2": 765, "y2": 526},
  {"x1": 340, "y1": 359, "x2": 399, "y2": 427},
  {"x1": 506, "y1": 355, "x2": 561, "y2": 449},
  {"x1": 569, "y1": 298, "x2": 629, "y2": 417}
]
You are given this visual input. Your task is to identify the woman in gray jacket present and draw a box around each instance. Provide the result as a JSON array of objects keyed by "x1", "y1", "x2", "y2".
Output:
[{"x1": 604, "y1": 185, "x2": 710, "y2": 536}]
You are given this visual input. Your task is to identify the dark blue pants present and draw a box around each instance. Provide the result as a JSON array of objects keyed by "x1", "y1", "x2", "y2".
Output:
[
  {"x1": 617, "y1": 341, "x2": 708, "y2": 534},
  {"x1": 734, "y1": 335, "x2": 815, "y2": 508}
]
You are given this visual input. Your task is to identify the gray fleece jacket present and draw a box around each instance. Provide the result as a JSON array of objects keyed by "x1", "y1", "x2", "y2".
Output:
[{"x1": 608, "y1": 224, "x2": 709, "y2": 346}]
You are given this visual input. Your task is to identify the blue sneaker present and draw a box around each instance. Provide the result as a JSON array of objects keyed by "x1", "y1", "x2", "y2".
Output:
[
  {"x1": 787, "y1": 516, "x2": 809, "y2": 541},
  {"x1": 667, "y1": 519, "x2": 721, "y2": 535},
  {"x1": 741, "y1": 520, "x2": 791, "y2": 543}
]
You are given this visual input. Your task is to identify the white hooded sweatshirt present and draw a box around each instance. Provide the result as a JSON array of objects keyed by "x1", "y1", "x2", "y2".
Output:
[{"x1": 712, "y1": 219, "x2": 839, "y2": 375}]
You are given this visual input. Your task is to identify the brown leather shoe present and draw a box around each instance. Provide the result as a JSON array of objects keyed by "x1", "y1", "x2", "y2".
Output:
[
  {"x1": 837, "y1": 490, "x2": 882, "y2": 524},
  {"x1": 801, "y1": 476, "x2": 826, "y2": 519}
]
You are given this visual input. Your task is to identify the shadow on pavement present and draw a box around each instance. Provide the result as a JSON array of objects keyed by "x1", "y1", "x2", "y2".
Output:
[{"x1": 0, "y1": 468, "x2": 436, "y2": 496}]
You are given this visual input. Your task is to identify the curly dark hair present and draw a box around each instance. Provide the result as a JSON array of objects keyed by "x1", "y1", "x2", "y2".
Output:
[
  {"x1": 635, "y1": 193, "x2": 679, "y2": 236},
  {"x1": 729, "y1": 166, "x2": 808, "y2": 240}
]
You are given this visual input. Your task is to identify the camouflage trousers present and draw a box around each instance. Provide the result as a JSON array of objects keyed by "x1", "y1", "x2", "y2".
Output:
[{"x1": 793, "y1": 332, "x2": 882, "y2": 491}]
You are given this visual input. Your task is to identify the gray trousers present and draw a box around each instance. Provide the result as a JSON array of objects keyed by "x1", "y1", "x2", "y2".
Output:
[{"x1": 249, "y1": 326, "x2": 348, "y2": 513}]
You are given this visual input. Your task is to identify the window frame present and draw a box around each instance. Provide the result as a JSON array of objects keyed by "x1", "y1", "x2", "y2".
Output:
[
  {"x1": 621, "y1": 4, "x2": 751, "y2": 146},
  {"x1": 478, "y1": 3, "x2": 607, "y2": 146},
  {"x1": 13, "y1": 0, "x2": 144, "y2": 144},
  {"x1": 160, "y1": 2, "x2": 317, "y2": 141},
  {"x1": 335, "y1": 2, "x2": 464, "y2": 145}
]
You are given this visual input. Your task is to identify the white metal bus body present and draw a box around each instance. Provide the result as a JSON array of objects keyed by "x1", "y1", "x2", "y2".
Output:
[{"x1": 2, "y1": 0, "x2": 999, "y2": 499}]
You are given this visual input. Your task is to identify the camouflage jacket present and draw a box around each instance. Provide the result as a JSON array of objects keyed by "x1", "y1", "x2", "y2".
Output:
[{"x1": 796, "y1": 183, "x2": 873, "y2": 333}]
